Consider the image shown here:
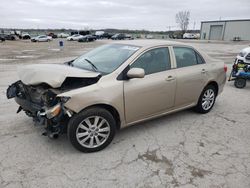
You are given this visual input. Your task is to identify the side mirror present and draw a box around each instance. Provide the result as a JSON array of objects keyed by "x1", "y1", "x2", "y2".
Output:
[{"x1": 127, "y1": 68, "x2": 145, "y2": 79}]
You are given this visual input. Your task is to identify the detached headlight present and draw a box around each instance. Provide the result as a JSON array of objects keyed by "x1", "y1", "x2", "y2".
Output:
[
  {"x1": 43, "y1": 97, "x2": 71, "y2": 119},
  {"x1": 45, "y1": 104, "x2": 61, "y2": 119}
]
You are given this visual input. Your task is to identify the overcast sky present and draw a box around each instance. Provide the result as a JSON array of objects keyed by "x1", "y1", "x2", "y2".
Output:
[{"x1": 1, "y1": 0, "x2": 250, "y2": 31}]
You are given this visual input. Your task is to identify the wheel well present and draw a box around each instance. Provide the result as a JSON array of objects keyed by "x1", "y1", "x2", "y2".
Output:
[
  {"x1": 206, "y1": 81, "x2": 219, "y2": 96},
  {"x1": 83, "y1": 104, "x2": 121, "y2": 130}
]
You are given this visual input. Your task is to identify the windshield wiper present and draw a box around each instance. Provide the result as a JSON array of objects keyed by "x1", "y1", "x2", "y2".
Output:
[{"x1": 84, "y1": 58, "x2": 98, "y2": 72}]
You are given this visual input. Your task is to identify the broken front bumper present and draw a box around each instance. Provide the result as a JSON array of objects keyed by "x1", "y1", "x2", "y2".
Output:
[
  {"x1": 6, "y1": 81, "x2": 72, "y2": 136},
  {"x1": 7, "y1": 81, "x2": 43, "y2": 115}
]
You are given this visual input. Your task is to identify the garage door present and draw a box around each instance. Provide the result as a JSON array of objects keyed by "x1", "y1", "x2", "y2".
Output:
[{"x1": 209, "y1": 25, "x2": 223, "y2": 40}]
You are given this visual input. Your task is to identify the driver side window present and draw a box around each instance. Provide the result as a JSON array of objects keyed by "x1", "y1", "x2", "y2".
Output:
[{"x1": 130, "y1": 47, "x2": 171, "y2": 75}]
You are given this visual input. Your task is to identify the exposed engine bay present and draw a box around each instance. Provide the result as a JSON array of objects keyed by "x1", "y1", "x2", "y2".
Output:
[{"x1": 7, "y1": 76, "x2": 100, "y2": 138}]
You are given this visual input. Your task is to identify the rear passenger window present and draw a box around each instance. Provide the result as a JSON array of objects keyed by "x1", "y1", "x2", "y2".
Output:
[
  {"x1": 173, "y1": 47, "x2": 204, "y2": 68},
  {"x1": 196, "y1": 52, "x2": 205, "y2": 64}
]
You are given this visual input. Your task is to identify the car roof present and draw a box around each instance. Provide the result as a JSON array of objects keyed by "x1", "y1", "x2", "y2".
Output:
[
  {"x1": 113, "y1": 39, "x2": 184, "y2": 48},
  {"x1": 113, "y1": 39, "x2": 215, "y2": 63}
]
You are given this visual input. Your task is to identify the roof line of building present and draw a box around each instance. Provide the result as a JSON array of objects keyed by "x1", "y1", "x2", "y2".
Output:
[{"x1": 201, "y1": 19, "x2": 250, "y2": 23}]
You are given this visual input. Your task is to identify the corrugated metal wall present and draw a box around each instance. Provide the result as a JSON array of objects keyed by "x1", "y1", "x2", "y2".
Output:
[{"x1": 200, "y1": 20, "x2": 250, "y2": 41}]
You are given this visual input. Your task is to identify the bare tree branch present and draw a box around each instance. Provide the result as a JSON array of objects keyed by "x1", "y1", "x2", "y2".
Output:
[{"x1": 176, "y1": 11, "x2": 190, "y2": 33}]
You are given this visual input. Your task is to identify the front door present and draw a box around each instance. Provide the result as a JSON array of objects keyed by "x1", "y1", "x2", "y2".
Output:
[{"x1": 124, "y1": 47, "x2": 176, "y2": 123}]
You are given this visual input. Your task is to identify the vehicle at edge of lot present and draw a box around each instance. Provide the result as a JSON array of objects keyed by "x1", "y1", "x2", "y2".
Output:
[
  {"x1": 228, "y1": 46, "x2": 250, "y2": 88},
  {"x1": 47, "y1": 33, "x2": 58, "y2": 39},
  {"x1": 2, "y1": 34, "x2": 16, "y2": 40},
  {"x1": 6, "y1": 40, "x2": 227, "y2": 152},
  {"x1": 146, "y1": 34, "x2": 154, "y2": 39},
  {"x1": 183, "y1": 33, "x2": 199, "y2": 39},
  {"x1": 67, "y1": 34, "x2": 83, "y2": 41},
  {"x1": 235, "y1": 46, "x2": 250, "y2": 64},
  {"x1": 57, "y1": 33, "x2": 70, "y2": 38},
  {"x1": 95, "y1": 32, "x2": 113, "y2": 39},
  {"x1": 0, "y1": 34, "x2": 6, "y2": 42},
  {"x1": 31, "y1": 35, "x2": 52, "y2": 42},
  {"x1": 125, "y1": 34, "x2": 134, "y2": 40},
  {"x1": 21, "y1": 32, "x2": 31, "y2": 40},
  {"x1": 94, "y1": 31, "x2": 105, "y2": 39},
  {"x1": 111, "y1": 33, "x2": 126, "y2": 40},
  {"x1": 100, "y1": 32, "x2": 113, "y2": 39},
  {"x1": 78, "y1": 35, "x2": 96, "y2": 42}
]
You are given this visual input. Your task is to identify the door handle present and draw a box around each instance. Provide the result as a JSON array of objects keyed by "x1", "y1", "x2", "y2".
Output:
[
  {"x1": 201, "y1": 69, "x2": 207, "y2": 73},
  {"x1": 165, "y1": 76, "x2": 175, "y2": 81}
]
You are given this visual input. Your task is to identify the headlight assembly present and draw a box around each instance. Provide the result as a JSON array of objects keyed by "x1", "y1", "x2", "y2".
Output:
[{"x1": 46, "y1": 104, "x2": 61, "y2": 119}]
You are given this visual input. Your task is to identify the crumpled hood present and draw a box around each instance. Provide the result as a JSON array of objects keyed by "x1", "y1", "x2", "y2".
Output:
[{"x1": 18, "y1": 64, "x2": 100, "y2": 88}]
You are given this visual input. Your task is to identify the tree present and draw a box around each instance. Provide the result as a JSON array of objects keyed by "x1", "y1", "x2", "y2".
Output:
[{"x1": 175, "y1": 11, "x2": 190, "y2": 33}]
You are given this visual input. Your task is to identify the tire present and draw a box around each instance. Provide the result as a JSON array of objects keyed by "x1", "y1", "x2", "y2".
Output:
[
  {"x1": 234, "y1": 78, "x2": 246, "y2": 88},
  {"x1": 67, "y1": 107, "x2": 116, "y2": 152},
  {"x1": 194, "y1": 85, "x2": 217, "y2": 114}
]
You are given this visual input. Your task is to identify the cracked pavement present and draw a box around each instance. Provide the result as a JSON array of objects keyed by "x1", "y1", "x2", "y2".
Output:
[{"x1": 0, "y1": 39, "x2": 250, "y2": 188}]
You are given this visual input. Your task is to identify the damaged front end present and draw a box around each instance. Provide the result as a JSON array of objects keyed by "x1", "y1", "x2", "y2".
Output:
[
  {"x1": 6, "y1": 63, "x2": 101, "y2": 138},
  {"x1": 6, "y1": 81, "x2": 72, "y2": 138},
  {"x1": 6, "y1": 76, "x2": 100, "y2": 138}
]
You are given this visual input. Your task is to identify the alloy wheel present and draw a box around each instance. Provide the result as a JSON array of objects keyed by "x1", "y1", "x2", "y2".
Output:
[
  {"x1": 76, "y1": 116, "x2": 110, "y2": 148},
  {"x1": 201, "y1": 89, "x2": 215, "y2": 111}
]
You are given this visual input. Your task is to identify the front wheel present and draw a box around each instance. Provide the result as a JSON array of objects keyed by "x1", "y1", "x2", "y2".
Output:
[
  {"x1": 194, "y1": 85, "x2": 216, "y2": 114},
  {"x1": 67, "y1": 108, "x2": 116, "y2": 152}
]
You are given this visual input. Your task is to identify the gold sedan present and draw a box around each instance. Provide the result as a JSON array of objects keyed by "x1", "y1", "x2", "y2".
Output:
[{"x1": 7, "y1": 40, "x2": 227, "y2": 152}]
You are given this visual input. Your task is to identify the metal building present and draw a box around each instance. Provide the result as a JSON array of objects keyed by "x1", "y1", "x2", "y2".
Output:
[{"x1": 200, "y1": 19, "x2": 250, "y2": 41}]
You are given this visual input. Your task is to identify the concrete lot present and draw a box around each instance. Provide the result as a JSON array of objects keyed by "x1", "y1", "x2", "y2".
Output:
[{"x1": 0, "y1": 39, "x2": 250, "y2": 188}]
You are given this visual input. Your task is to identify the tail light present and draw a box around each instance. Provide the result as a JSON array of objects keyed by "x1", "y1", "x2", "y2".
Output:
[{"x1": 224, "y1": 64, "x2": 227, "y2": 72}]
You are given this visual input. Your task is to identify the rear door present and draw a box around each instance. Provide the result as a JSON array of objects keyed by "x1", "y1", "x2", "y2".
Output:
[
  {"x1": 172, "y1": 46, "x2": 208, "y2": 107},
  {"x1": 124, "y1": 47, "x2": 176, "y2": 123}
]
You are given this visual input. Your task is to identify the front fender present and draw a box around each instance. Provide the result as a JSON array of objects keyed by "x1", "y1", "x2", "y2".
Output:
[{"x1": 58, "y1": 80, "x2": 125, "y2": 126}]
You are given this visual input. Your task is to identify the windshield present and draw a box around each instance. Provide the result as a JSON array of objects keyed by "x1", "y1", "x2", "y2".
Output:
[{"x1": 72, "y1": 44, "x2": 140, "y2": 74}]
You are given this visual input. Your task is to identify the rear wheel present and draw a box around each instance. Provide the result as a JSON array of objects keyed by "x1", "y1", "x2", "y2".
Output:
[
  {"x1": 67, "y1": 107, "x2": 116, "y2": 152},
  {"x1": 234, "y1": 78, "x2": 246, "y2": 88},
  {"x1": 194, "y1": 85, "x2": 216, "y2": 114}
]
